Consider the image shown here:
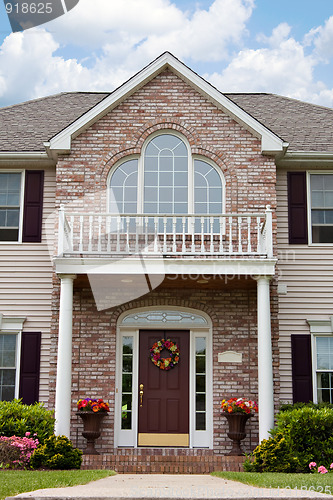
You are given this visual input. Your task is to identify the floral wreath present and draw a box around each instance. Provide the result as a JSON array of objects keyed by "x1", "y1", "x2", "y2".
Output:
[{"x1": 150, "y1": 338, "x2": 180, "y2": 370}]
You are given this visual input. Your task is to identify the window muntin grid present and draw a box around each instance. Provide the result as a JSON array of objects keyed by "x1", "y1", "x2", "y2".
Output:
[
  {"x1": 0, "y1": 173, "x2": 22, "y2": 242},
  {"x1": 109, "y1": 134, "x2": 224, "y2": 218},
  {"x1": 144, "y1": 134, "x2": 188, "y2": 215},
  {"x1": 195, "y1": 337, "x2": 206, "y2": 430},
  {"x1": 310, "y1": 174, "x2": 333, "y2": 243},
  {"x1": 316, "y1": 336, "x2": 333, "y2": 403},
  {"x1": 121, "y1": 336, "x2": 133, "y2": 429},
  {"x1": 0, "y1": 334, "x2": 17, "y2": 401},
  {"x1": 109, "y1": 159, "x2": 138, "y2": 214},
  {"x1": 194, "y1": 160, "x2": 222, "y2": 215}
]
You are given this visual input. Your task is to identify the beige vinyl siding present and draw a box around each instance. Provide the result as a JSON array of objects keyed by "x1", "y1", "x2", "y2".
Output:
[
  {"x1": 277, "y1": 168, "x2": 333, "y2": 403},
  {"x1": 0, "y1": 166, "x2": 55, "y2": 405}
]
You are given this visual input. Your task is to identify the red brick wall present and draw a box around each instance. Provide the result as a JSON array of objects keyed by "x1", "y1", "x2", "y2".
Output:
[
  {"x1": 72, "y1": 285, "x2": 261, "y2": 454},
  {"x1": 49, "y1": 282, "x2": 279, "y2": 454},
  {"x1": 50, "y1": 68, "x2": 279, "y2": 454},
  {"x1": 55, "y1": 70, "x2": 276, "y2": 215}
]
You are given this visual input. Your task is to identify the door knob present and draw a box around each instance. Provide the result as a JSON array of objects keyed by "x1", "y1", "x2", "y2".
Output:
[{"x1": 139, "y1": 383, "x2": 144, "y2": 407}]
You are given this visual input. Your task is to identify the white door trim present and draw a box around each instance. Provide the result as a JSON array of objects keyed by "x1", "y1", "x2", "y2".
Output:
[{"x1": 114, "y1": 306, "x2": 213, "y2": 448}]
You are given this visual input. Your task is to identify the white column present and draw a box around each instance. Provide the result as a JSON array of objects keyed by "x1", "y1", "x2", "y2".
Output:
[
  {"x1": 54, "y1": 274, "x2": 76, "y2": 438},
  {"x1": 256, "y1": 276, "x2": 274, "y2": 442}
]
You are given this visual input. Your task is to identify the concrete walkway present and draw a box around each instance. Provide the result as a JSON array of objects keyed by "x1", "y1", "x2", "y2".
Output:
[{"x1": 7, "y1": 474, "x2": 333, "y2": 500}]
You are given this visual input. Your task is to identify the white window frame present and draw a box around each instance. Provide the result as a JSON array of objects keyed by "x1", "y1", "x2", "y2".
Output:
[
  {"x1": 307, "y1": 171, "x2": 333, "y2": 246},
  {"x1": 0, "y1": 315, "x2": 25, "y2": 400},
  {"x1": 0, "y1": 170, "x2": 25, "y2": 245},
  {"x1": 107, "y1": 131, "x2": 225, "y2": 216},
  {"x1": 114, "y1": 306, "x2": 213, "y2": 449},
  {"x1": 308, "y1": 318, "x2": 333, "y2": 403}
]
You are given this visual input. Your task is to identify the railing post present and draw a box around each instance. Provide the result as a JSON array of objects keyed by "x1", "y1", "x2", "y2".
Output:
[
  {"x1": 265, "y1": 205, "x2": 273, "y2": 258},
  {"x1": 58, "y1": 205, "x2": 65, "y2": 256}
]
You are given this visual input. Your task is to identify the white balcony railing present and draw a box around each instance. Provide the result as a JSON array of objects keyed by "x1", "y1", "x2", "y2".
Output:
[{"x1": 57, "y1": 206, "x2": 273, "y2": 258}]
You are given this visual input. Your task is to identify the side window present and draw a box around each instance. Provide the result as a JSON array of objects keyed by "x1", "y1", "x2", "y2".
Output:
[
  {"x1": 0, "y1": 170, "x2": 44, "y2": 243},
  {"x1": 310, "y1": 174, "x2": 333, "y2": 243},
  {"x1": 315, "y1": 336, "x2": 333, "y2": 403},
  {"x1": 0, "y1": 334, "x2": 18, "y2": 401},
  {"x1": 0, "y1": 172, "x2": 22, "y2": 242},
  {"x1": 109, "y1": 159, "x2": 138, "y2": 214},
  {"x1": 194, "y1": 160, "x2": 222, "y2": 215}
]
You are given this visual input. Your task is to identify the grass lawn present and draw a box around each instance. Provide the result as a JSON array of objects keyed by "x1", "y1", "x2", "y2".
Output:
[
  {"x1": 212, "y1": 471, "x2": 333, "y2": 495},
  {"x1": 0, "y1": 469, "x2": 115, "y2": 500}
]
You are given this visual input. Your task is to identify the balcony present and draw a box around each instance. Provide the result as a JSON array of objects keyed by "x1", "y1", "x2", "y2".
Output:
[
  {"x1": 55, "y1": 206, "x2": 276, "y2": 276},
  {"x1": 57, "y1": 205, "x2": 273, "y2": 258}
]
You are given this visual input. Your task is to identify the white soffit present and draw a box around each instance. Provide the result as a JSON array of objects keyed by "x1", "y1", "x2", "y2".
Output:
[{"x1": 47, "y1": 53, "x2": 284, "y2": 155}]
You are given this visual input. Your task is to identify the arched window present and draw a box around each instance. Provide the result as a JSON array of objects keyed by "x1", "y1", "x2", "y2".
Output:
[
  {"x1": 144, "y1": 134, "x2": 188, "y2": 215},
  {"x1": 109, "y1": 159, "x2": 138, "y2": 214},
  {"x1": 109, "y1": 133, "x2": 224, "y2": 216},
  {"x1": 194, "y1": 160, "x2": 223, "y2": 215}
]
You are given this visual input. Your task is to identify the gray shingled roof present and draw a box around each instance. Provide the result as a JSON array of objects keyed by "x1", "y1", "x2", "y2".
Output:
[
  {"x1": 225, "y1": 93, "x2": 333, "y2": 153},
  {"x1": 1, "y1": 90, "x2": 333, "y2": 153},
  {"x1": 0, "y1": 92, "x2": 109, "y2": 152}
]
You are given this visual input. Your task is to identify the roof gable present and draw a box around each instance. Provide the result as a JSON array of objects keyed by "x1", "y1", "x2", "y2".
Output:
[{"x1": 46, "y1": 52, "x2": 285, "y2": 156}]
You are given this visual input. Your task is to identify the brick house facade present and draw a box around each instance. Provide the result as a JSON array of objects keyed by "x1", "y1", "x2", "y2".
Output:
[{"x1": 1, "y1": 52, "x2": 333, "y2": 469}]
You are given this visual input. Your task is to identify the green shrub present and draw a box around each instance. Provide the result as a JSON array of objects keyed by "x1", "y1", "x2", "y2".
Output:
[
  {"x1": 244, "y1": 432, "x2": 300, "y2": 472},
  {"x1": 245, "y1": 405, "x2": 333, "y2": 473},
  {"x1": 279, "y1": 401, "x2": 333, "y2": 412},
  {"x1": 30, "y1": 435, "x2": 82, "y2": 470},
  {"x1": 0, "y1": 400, "x2": 55, "y2": 445}
]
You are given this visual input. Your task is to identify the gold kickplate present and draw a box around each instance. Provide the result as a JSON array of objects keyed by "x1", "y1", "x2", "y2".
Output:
[{"x1": 138, "y1": 433, "x2": 189, "y2": 447}]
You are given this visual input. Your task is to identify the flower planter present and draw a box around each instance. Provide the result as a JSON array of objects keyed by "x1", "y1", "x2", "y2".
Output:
[
  {"x1": 223, "y1": 413, "x2": 252, "y2": 456},
  {"x1": 77, "y1": 411, "x2": 107, "y2": 455}
]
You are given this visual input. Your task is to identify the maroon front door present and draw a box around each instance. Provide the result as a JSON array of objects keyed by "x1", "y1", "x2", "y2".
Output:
[{"x1": 138, "y1": 330, "x2": 189, "y2": 447}]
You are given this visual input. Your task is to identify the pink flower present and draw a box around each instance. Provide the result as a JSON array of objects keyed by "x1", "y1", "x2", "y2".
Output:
[
  {"x1": 25, "y1": 432, "x2": 30, "y2": 437},
  {"x1": 330, "y1": 463, "x2": 333, "y2": 469},
  {"x1": 309, "y1": 462, "x2": 317, "y2": 469},
  {"x1": 318, "y1": 466, "x2": 328, "y2": 474}
]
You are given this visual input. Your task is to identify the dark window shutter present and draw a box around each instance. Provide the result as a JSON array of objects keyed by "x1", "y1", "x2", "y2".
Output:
[
  {"x1": 287, "y1": 172, "x2": 308, "y2": 244},
  {"x1": 291, "y1": 334, "x2": 313, "y2": 403},
  {"x1": 22, "y1": 170, "x2": 44, "y2": 243},
  {"x1": 19, "y1": 332, "x2": 41, "y2": 405}
]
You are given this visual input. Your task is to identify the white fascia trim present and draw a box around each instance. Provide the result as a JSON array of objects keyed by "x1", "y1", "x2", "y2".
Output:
[
  {"x1": 276, "y1": 151, "x2": 333, "y2": 167},
  {"x1": 169, "y1": 59, "x2": 284, "y2": 154},
  {"x1": 54, "y1": 257, "x2": 276, "y2": 276},
  {"x1": 0, "y1": 152, "x2": 49, "y2": 159},
  {"x1": 48, "y1": 53, "x2": 284, "y2": 155},
  {"x1": 48, "y1": 54, "x2": 172, "y2": 152},
  {"x1": 284, "y1": 151, "x2": 333, "y2": 160}
]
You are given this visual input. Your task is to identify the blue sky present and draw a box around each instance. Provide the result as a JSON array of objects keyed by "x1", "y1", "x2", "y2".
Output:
[{"x1": 1, "y1": 0, "x2": 333, "y2": 108}]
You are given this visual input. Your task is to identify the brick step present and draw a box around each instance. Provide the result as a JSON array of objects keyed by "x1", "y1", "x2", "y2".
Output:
[{"x1": 81, "y1": 450, "x2": 246, "y2": 473}]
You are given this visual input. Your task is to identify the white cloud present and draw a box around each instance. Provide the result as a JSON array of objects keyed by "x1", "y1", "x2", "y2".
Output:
[
  {"x1": 0, "y1": 30, "x2": 92, "y2": 105},
  {"x1": 305, "y1": 16, "x2": 333, "y2": 61},
  {"x1": 207, "y1": 23, "x2": 333, "y2": 107},
  {"x1": 127, "y1": 0, "x2": 255, "y2": 63},
  {"x1": 1, "y1": 2, "x2": 333, "y2": 108},
  {"x1": 49, "y1": 0, "x2": 254, "y2": 62},
  {"x1": 0, "y1": 0, "x2": 256, "y2": 105},
  {"x1": 256, "y1": 22, "x2": 291, "y2": 47}
]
